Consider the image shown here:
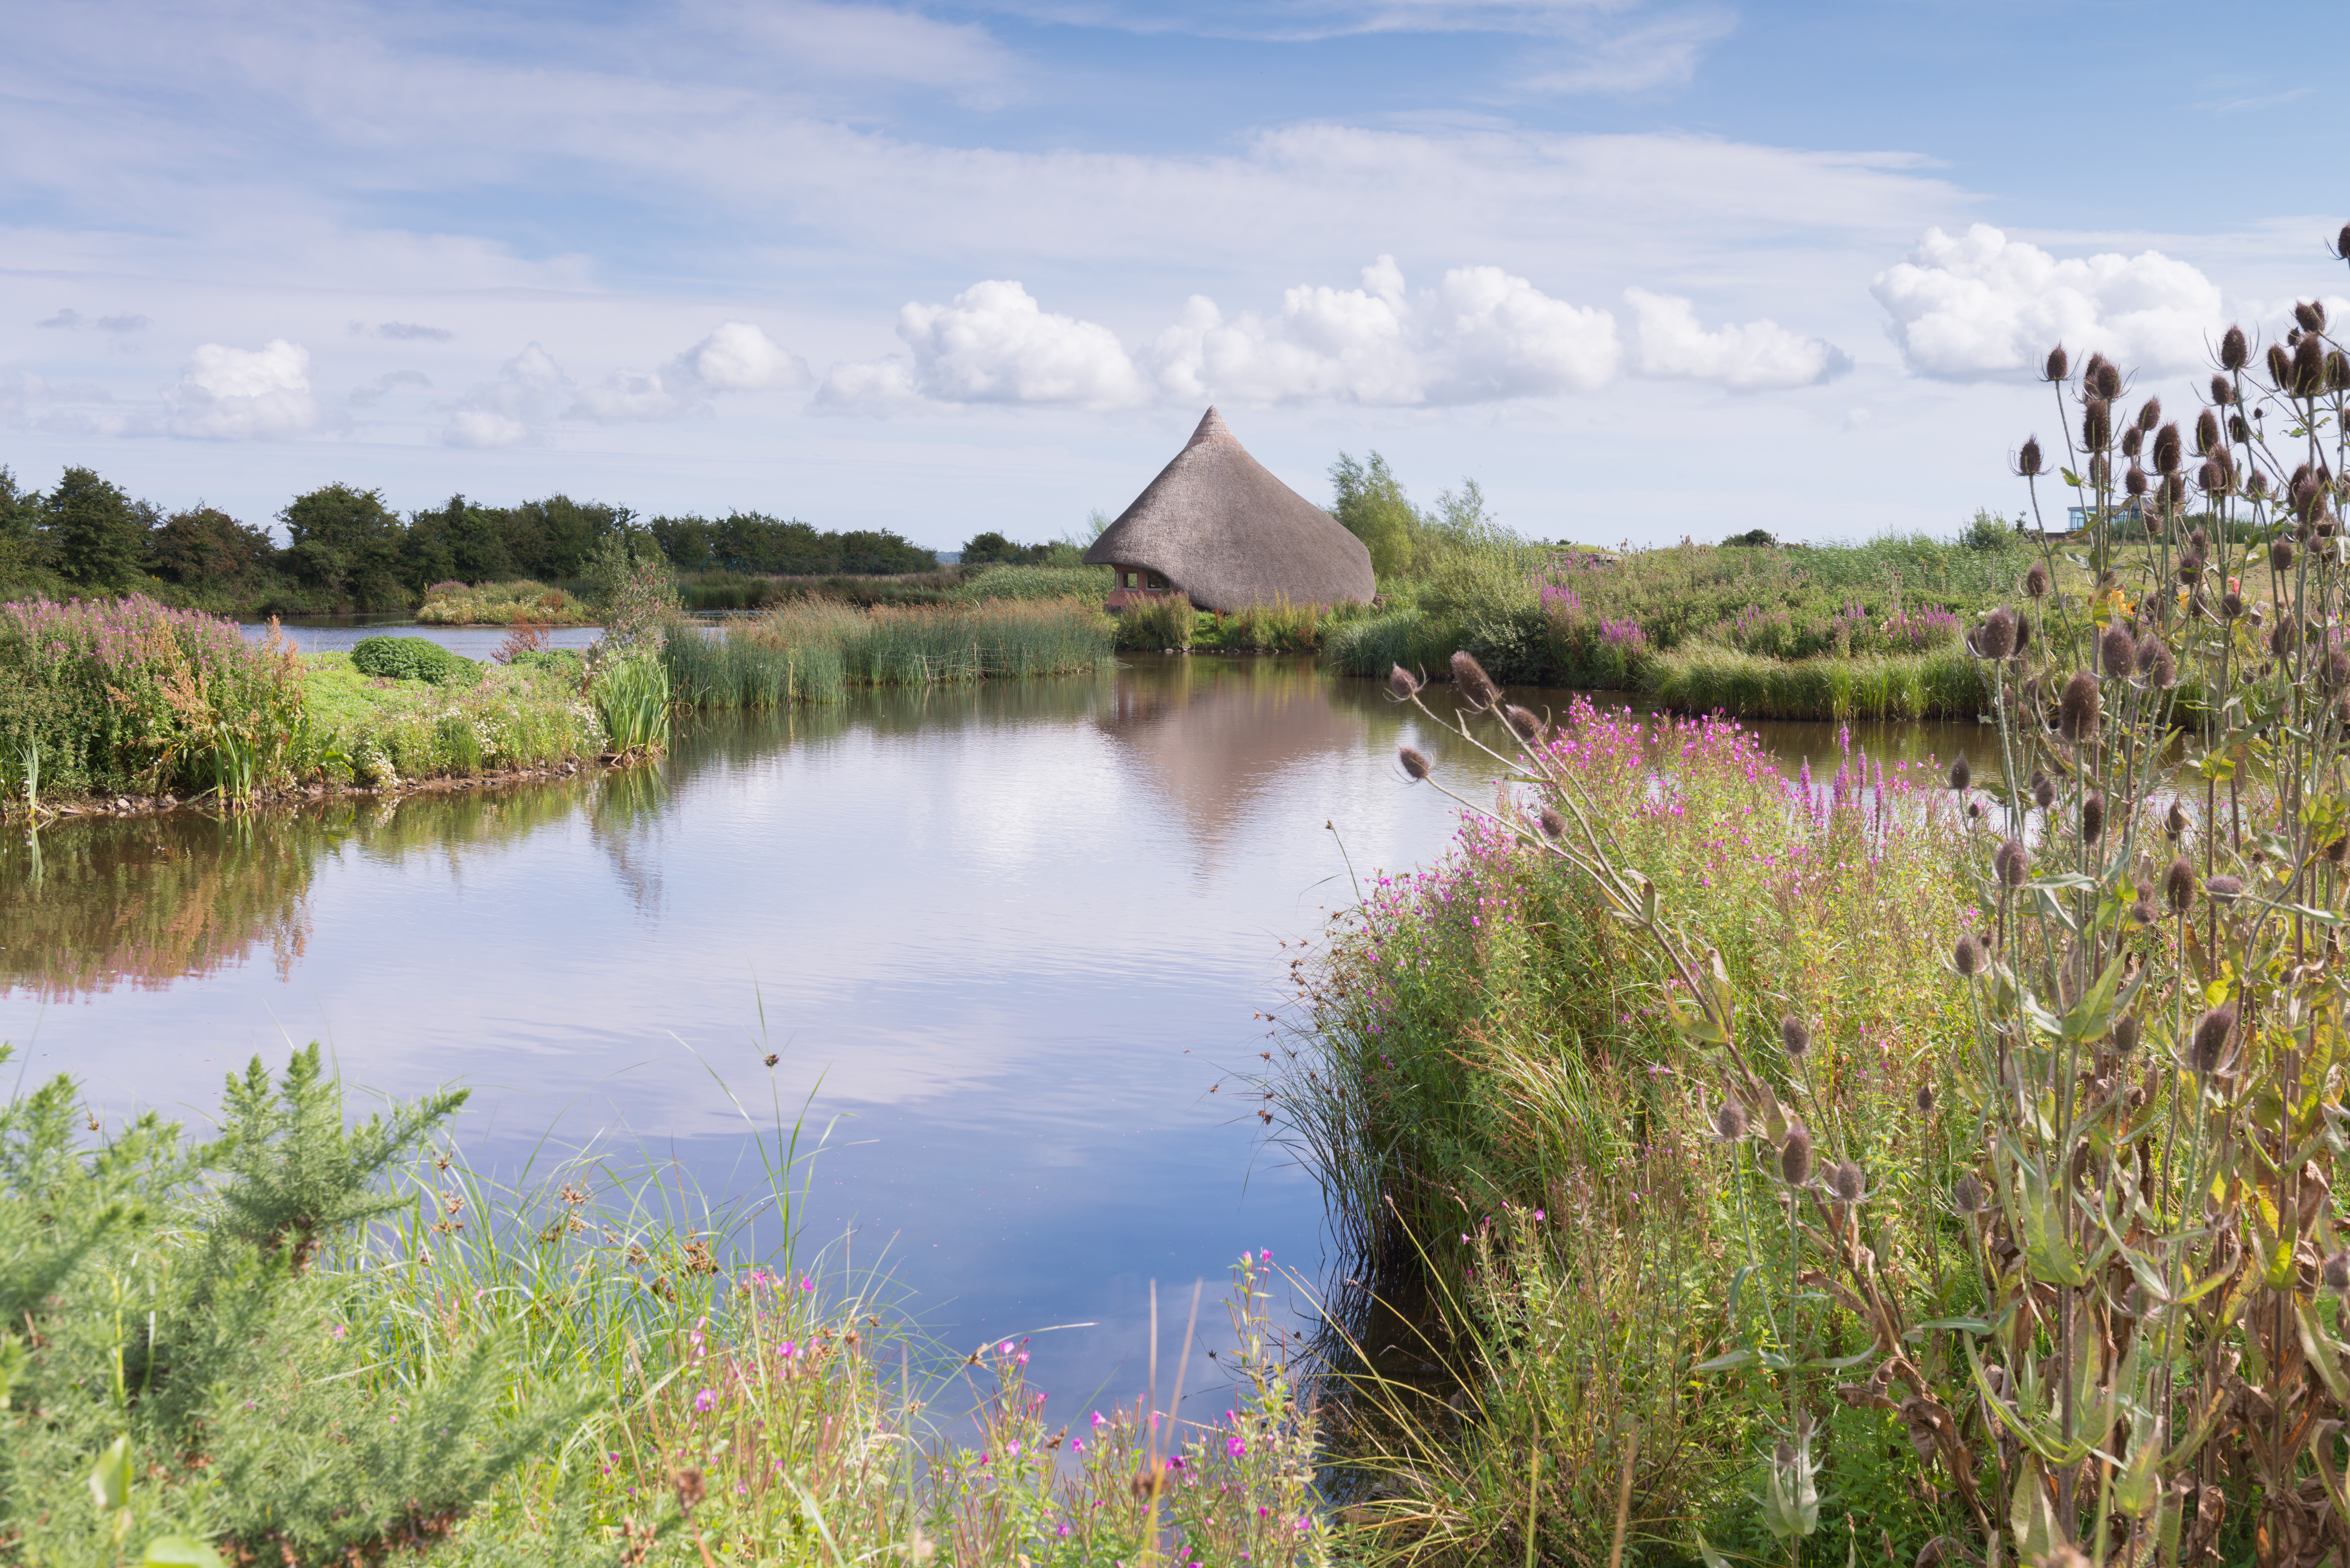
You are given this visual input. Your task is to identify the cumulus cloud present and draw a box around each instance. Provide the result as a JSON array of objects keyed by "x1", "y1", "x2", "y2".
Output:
[
  {"x1": 573, "y1": 321, "x2": 812, "y2": 421},
  {"x1": 1625, "y1": 288, "x2": 1849, "y2": 389},
  {"x1": 347, "y1": 368, "x2": 433, "y2": 407},
  {"x1": 36, "y1": 309, "x2": 148, "y2": 332},
  {"x1": 161, "y1": 339, "x2": 322, "y2": 439},
  {"x1": 375, "y1": 321, "x2": 454, "y2": 341},
  {"x1": 1871, "y1": 224, "x2": 2227, "y2": 381},
  {"x1": 441, "y1": 343, "x2": 571, "y2": 447}
]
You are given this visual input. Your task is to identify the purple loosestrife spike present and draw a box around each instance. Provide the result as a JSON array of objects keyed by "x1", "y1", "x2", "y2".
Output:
[
  {"x1": 1953, "y1": 934, "x2": 1982, "y2": 976},
  {"x1": 2222, "y1": 325, "x2": 2249, "y2": 370},
  {"x1": 1949, "y1": 754, "x2": 1971, "y2": 791},
  {"x1": 2190, "y1": 1006, "x2": 2236, "y2": 1074},
  {"x1": 1449, "y1": 650, "x2": 1500, "y2": 709},
  {"x1": 2082, "y1": 791, "x2": 2105, "y2": 844},
  {"x1": 2100, "y1": 623, "x2": 2137, "y2": 679},
  {"x1": 2196, "y1": 408, "x2": 2221, "y2": 452},
  {"x1": 1996, "y1": 837, "x2": 2029, "y2": 888},
  {"x1": 1399, "y1": 747, "x2": 1431, "y2": 781},
  {"x1": 2165, "y1": 858, "x2": 2196, "y2": 911},
  {"x1": 1715, "y1": 1098, "x2": 1749, "y2": 1141},
  {"x1": 1953, "y1": 1174, "x2": 1989, "y2": 1215},
  {"x1": 1780, "y1": 1126, "x2": 1813, "y2": 1185},
  {"x1": 2327, "y1": 1253, "x2": 2350, "y2": 1295},
  {"x1": 2206, "y1": 874, "x2": 2244, "y2": 904},
  {"x1": 2059, "y1": 670, "x2": 2101, "y2": 740},
  {"x1": 2114, "y1": 1014, "x2": 2139, "y2": 1055},
  {"x1": 2152, "y1": 422, "x2": 2181, "y2": 474},
  {"x1": 2025, "y1": 562, "x2": 2050, "y2": 599},
  {"x1": 2044, "y1": 345, "x2": 2069, "y2": 382},
  {"x1": 2017, "y1": 437, "x2": 2044, "y2": 477},
  {"x1": 1387, "y1": 665, "x2": 1421, "y2": 699},
  {"x1": 2138, "y1": 397, "x2": 2162, "y2": 433},
  {"x1": 1781, "y1": 1015, "x2": 1811, "y2": 1058},
  {"x1": 1830, "y1": 1161, "x2": 1865, "y2": 1205},
  {"x1": 2297, "y1": 300, "x2": 2328, "y2": 333}
]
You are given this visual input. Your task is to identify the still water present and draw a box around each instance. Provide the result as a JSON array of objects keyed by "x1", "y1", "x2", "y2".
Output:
[{"x1": 2, "y1": 649, "x2": 1975, "y2": 1410}]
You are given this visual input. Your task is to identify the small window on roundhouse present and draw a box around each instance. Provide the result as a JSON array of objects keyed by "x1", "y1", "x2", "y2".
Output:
[{"x1": 1123, "y1": 571, "x2": 1140, "y2": 588}]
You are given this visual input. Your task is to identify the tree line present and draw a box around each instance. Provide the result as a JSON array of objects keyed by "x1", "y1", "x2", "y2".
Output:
[{"x1": 0, "y1": 464, "x2": 941, "y2": 614}]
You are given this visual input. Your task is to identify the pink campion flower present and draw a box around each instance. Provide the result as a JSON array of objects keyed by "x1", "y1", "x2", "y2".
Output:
[
  {"x1": 1072, "y1": 1439, "x2": 1085, "y2": 1454},
  {"x1": 1091, "y1": 1411, "x2": 1107, "y2": 1428},
  {"x1": 694, "y1": 1388, "x2": 720, "y2": 1412},
  {"x1": 799, "y1": 1275, "x2": 814, "y2": 1292},
  {"x1": 778, "y1": 1340, "x2": 797, "y2": 1360},
  {"x1": 1226, "y1": 1435, "x2": 1247, "y2": 1458},
  {"x1": 1007, "y1": 1441, "x2": 1021, "y2": 1457}
]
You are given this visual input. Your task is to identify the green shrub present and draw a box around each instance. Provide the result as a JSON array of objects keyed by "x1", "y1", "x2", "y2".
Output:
[
  {"x1": 950, "y1": 563, "x2": 1114, "y2": 603},
  {"x1": 590, "y1": 652, "x2": 671, "y2": 752},
  {"x1": 506, "y1": 647, "x2": 585, "y2": 682},
  {"x1": 349, "y1": 634, "x2": 481, "y2": 686},
  {"x1": 1115, "y1": 592, "x2": 1196, "y2": 650},
  {"x1": 292, "y1": 655, "x2": 601, "y2": 786}
]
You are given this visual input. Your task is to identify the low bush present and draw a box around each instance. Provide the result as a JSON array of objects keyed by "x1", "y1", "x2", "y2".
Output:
[
  {"x1": 950, "y1": 563, "x2": 1113, "y2": 603},
  {"x1": 294, "y1": 655, "x2": 603, "y2": 785},
  {"x1": 349, "y1": 634, "x2": 483, "y2": 686},
  {"x1": 1645, "y1": 642, "x2": 1986, "y2": 720},
  {"x1": 1114, "y1": 592, "x2": 1197, "y2": 650},
  {"x1": 416, "y1": 580, "x2": 591, "y2": 625}
]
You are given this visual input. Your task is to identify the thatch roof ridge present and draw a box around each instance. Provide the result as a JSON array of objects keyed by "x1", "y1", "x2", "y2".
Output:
[{"x1": 1084, "y1": 408, "x2": 1374, "y2": 613}]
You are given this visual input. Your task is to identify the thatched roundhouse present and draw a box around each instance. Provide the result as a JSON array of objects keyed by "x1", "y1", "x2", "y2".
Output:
[{"x1": 1085, "y1": 408, "x2": 1375, "y2": 613}]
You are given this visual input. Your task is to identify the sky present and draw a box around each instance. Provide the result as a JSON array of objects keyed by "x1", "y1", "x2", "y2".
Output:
[{"x1": 4, "y1": 0, "x2": 2348, "y2": 552}]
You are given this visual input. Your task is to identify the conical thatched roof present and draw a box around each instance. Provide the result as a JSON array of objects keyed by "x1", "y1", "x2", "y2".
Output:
[{"x1": 1084, "y1": 408, "x2": 1374, "y2": 613}]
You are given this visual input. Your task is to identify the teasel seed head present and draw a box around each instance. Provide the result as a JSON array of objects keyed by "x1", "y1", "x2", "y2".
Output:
[
  {"x1": 2100, "y1": 622, "x2": 2137, "y2": 679},
  {"x1": 2090, "y1": 356, "x2": 2122, "y2": 399},
  {"x1": 2179, "y1": 553, "x2": 2204, "y2": 584},
  {"x1": 2221, "y1": 325, "x2": 2250, "y2": 370},
  {"x1": 1967, "y1": 798, "x2": 1988, "y2": 821},
  {"x1": 1916, "y1": 1081, "x2": 1935, "y2": 1116},
  {"x1": 2137, "y1": 397, "x2": 2162, "y2": 433},
  {"x1": 1714, "y1": 1097, "x2": 1749, "y2": 1142},
  {"x1": 2125, "y1": 463, "x2": 2149, "y2": 498},
  {"x1": 1973, "y1": 607, "x2": 2017, "y2": 660},
  {"x1": 1779, "y1": 1125, "x2": 1814, "y2": 1185},
  {"x1": 2329, "y1": 835, "x2": 2349, "y2": 865},
  {"x1": 2327, "y1": 1252, "x2": 2350, "y2": 1296},
  {"x1": 2114, "y1": 1013, "x2": 2140, "y2": 1055},
  {"x1": 1953, "y1": 1173, "x2": 1989, "y2": 1215},
  {"x1": 2162, "y1": 472, "x2": 2187, "y2": 510},
  {"x1": 2190, "y1": 526, "x2": 2210, "y2": 553},
  {"x1": 2194, "y1": 409, "x2": 2220, "y2": 455},
  {"x1": 2222, "y1": 589, "x2": 2244, "y2": 619},
  {"x1": 2273, "y1": 537, "x2": 2298, "y2": 572},
  {"x1": 1996, "y1": 837, "x2": 2029, "y2": 888},
  {"x1": 2043, "y1": 344, "x2": 2069, "y2": 382},
  {"x1": 1781, "y1": 1015, "x2": 1811, "y2": 1059},
  {"x1": 2335, "y1": 224, "x2": 2350, "y2": 262},
  {"x1": 2269, "y1": 341, "x2": 2296, "y2": 385},
  {"x1": 2058, "y1": 670, "x2": 2101, "y2": 739},
  {"x1": 2143, "y1": 640, "x2": 2176, "y2": 687},
  {"x1": 2297, "y1": 299, "x2": 2328, "y2": 333},
  {"x1": 2166, "y1": 799, "x2": 2188, "y2": 838},
  {"x1": 2232, "y1": 413, "x2": 2251, "y2": 444},
  {"x1": 1387, "y1": 664, "x2": 1422, "y2": 699},
  {"x1": 1949, "y1": 754, "x2": 1971, "y2": 791},
  {"x1": 2150, "y1": 421, "x2": 2180, "y2": 474},
  {"x1": 1537, "y1": 805, "x2": 1565, "y2": 840},
  {"x1": 2206, "y1": 874, "x2": 2244, "y2": 904},
  {"x1": 2329, "y1": 350, "x2": 2350, "y2": 393},
  {"x1": 1953, "y1": 933, "x2": 1982, "y2": 976},
  {"x1": 1450, "y1": 650, "x2": 1500, "y2": 709},
  {"x1": 2210, "y1": 374, "x2": 2233, "y2": 408},
  {"x1": 2165, "y1": 857, "x2": 2195, "y2": 911},
  {"x1": 2031, "y1": 770, "x2": 2056, "y2": 812},
  {"x1": 2016, "y1": 436, "x2": 2044, "y2": 477},
  {"x1": 2270, "y1": 620, "x2": 2297, "y2": 659},
  {"x1": 2198, "y1": 459, "x2": 2224, "y2": 494},
  {"x1": 2190, "y1": 1005, "x2": 2236, "y2": 1074},
  {"x1": 2013, "y1": 612, "x2": 2033, "y2": 655},
  {"x1": 2295, "y1": 337, "x2": 2327, "y2": 396},
  {"x1": 2082, "y1": 791, "x2": 2105, "y2": 844},
  {"x1": 2082, "y1": 396, "x2": 2112, "y2": 450},
  {"x1": 1399, "y1": 746, "x2": 1432, "y2": 781},
  {"x1": 1503, "y1": 704, "x2": 1543, "y2": 743},
  {"x1": 2327, "y1": 648, "x2": 2350, "y2": 687},
  {"x1": 2121, "y1": 426, "x2": 2143, "y2": 460},
  {"x1": 2025, "y1": 561, "x2": 2050, "y2": 599},
  {"x1": 2088, "y1": 453, "x2": 2111, "y2": 489},
  {"x1": 1830, "y1": 1161, "x2": 1866, "y2": 1205}
]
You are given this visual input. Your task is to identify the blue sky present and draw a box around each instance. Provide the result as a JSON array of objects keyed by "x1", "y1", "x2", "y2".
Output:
[{"x1": 4, "y1": 0, "x2": 2345, "y2": 549}]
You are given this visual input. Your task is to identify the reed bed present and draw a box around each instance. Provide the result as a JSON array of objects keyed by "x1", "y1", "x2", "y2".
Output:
[
  {"x1": 667, "y1": 599, "x2": 1112, "y2": 709},
  {"x1": 1644, "y1": 642, "x2": 1987, "y2": 720}
]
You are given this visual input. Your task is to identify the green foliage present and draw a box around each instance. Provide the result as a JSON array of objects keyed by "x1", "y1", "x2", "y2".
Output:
[
  {"x1": 280, "y1": 483, "x2": 409, "y2": 610},
  {"x1": 951, "y1": 563, "x2": 1115, "y2": 603},
  {"x1": 582, "y1": 534, "x2": 681, "y2": 653},
  {"x1": 1645, "y1": 643, "x2": 1986, "y2": 720},
  {"x1": 292, "y1": 655, "x2": 601, "y2": 787},
  {"x1": 672, "y1": 598, "x2": 1111, "y2": 708},
  {"x1": 0, "y1": 1045, "x2": 587, "y2": 1566},
  {"x1": 149, "y1": 507, "x2": 276, "y2": 590},
  {"x1": 507, "y1": 647, "x2": 585, "y2": 682},
  {"x1": 349, "y1": 633, "x2": 482, "y2": 686},
  {"x1": 590, "y1": 653, "x2": 671, "y2": 753},
  {"x1": 415, "y1": 580, "x2": 591, "y2": 626},
  {"x1": 1115, "y1": 592, "x2": 1197, "y2": 650},
  {"x1": 45, "y1": 466, "x2": 149, "y2": 591},
  {"x1": 648, "y1": 511, "x2": 935, "y2": 575},
  {"x1": 1330, "y1": 452, "x2": 1419, "y2": 580}
]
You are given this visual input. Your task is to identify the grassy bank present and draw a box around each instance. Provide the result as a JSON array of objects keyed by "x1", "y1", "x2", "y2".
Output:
[
  {"x1": 0, "y1": 1047, "x2": 1332, "y2": 1567},
  {"x1": 0, "y1": 596, "x2": 634, "y2": 811},
  {"x1": 417, "y1": 580, "x2": 594, "y2": 625},
  {"x1": 666, "y1": 598, "x2": 1114, "y2": 708}
]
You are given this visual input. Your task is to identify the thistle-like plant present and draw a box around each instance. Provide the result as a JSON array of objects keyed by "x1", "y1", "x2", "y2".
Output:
[{"x1": 1386, "y1": 221, "x2": 2350, "y2": 1566}]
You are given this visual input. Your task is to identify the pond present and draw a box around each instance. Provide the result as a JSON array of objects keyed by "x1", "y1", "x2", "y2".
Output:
[{"x1": 2, "y1": 646, "x2": 1977, "y2": 1412}]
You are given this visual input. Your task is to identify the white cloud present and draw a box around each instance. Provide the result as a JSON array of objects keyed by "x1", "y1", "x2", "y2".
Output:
[
  {"x1": 440, "y1": 342, "x2": 571, "y2": 446},
  {"x1": 823, "y1": 280, "x2": 1149, "y2": 411},
  {"x1": 1870, "y1": 224, "x2": 2227, "y2": 381},
  {"x1": 161, "y1": 339, "x2": 321, "y2": 439},
  {"x1": 1625, "y1": 288, "x2": 1849, "y2": 389},
  {"x1": 696, "y1": 0, "x2": 1022, "y2": 106},
  {"x1": 681, "y1": 321, "x2": 810, "y2": 393}
]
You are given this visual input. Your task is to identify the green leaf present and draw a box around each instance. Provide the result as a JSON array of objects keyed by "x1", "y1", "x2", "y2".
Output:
[
  {"x1": 1693, "y1": 1347, "x2": 1759, "y2": 1374},
  {"x1": 90, "y1": 1434, "x2": 131, "y2": 1513},
  {"x1": 1911, "y1": 1317, "x2": 1992, "y2": 1335},
  {"x1": 143, "y1": 1537, "x2": 228, "y2": 1568}
]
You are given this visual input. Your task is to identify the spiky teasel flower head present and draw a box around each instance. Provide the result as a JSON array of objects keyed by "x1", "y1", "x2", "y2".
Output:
[
  {"x1": 2086, "y1": 354, "x2": 2122, "y2": 399},
  {"x1": 2221, "y1": 589, "x2": 2244, "y2": 619},
  {"x1": 2031, "y1": 770, "x2": 2055, "y2": 811},
  {"x1": 2297, "y1": 299, "x2": 2329, "y2": 333},
  {"x1": 1952, "y1": 1173, "x2": 1989, "y2": 1215},
  {"x1": 2269, "y1": 342, "x2": 2296, "y2": 385},
  {"x1": 2210, "y1": 374, "x2": 2234, "y2": 408},
  {"x1": 2326, "y1": 647, "x2": 2350, "y2": 688},
  {"x1": 2198, "y1": 458, "x2": 2226, "y2": 496},
  {"x1": 2195, "y1": 408, "x2": 2222, "y2": 453},
  {"x1": 2121, "y1": 426, "x2": 2143, "y2": 460},
  {"x1": 2016, "y1": 436, "x2": 2044, "y2": 477},
  {"x1": 1780, "y1": 1015, "x2": 1811, "y2": 1059},
  {"x1": 1829, "y1": 1160, "x2": 1866, "y2": 1205},
  {"x1": 2326, "y1": 1252, "x2": 2350, "y2": 1296},
  {"x1": 2206, "y1": 874, "x2": 2244, "y2": 904},
  {"x1": 2162, "y1": 472, "x2": 2188, "y2": 511},
  {"x1": 1503, "y1": 704, "x2": 1543, "y2": 743},
  {"x1": 2179, "y1": 553, "x2": 2205, "y2": 584},
  {"x1": 2152, "y1": 421, "x2": 2182, "y2": 474},
  {"x1": 2165, "y1": 857, "x2": 2196, "y2": 911},
  {"x1": 2140, "y1": 636, "x2": 2175, "y2": 687},
  {"x1": 2270, "y1": 621, "x2": 2298, "y2": 660},
  {"x1": 2135, "y1": 396, "x2": 2161, "y2": 433},
  {"x1": 2125, "y1": 463, "x2": 2149, "y2": 498},
  {"x1": 2100, "y1": 622, "x2": 2137, "y2": 679},
  {"x1": 1779, "y1": 1125, "x2": 1813, "y2": 1186},
  {"x1": 2082, "y1": 396, "x2": 2112, "y2": 450},
  {"x1": 2222, "y1": 325, "x2": 2249, "y2": 370},
  {"x1": 2190, "y1": 1005, "x2": 2236, "y2": 1074},
  {"x1": 2166, "y1": 799, "x2": 2188, "y2": 838},
  {"x1": 2059, "y1": 670, "x2": 2101, "y2": 739},
  {"x1": 1387, "y1": 664, "x2": 1422, "y2": 699},
  {"x1": 1399, "y1": 746, "x2": 1431, "y2": 780},
  {"x1": 1714, "y1": 1097, "x2": 1749, "y2": 1141},
  {"x1": 1450, "y1": 650, "x2": 1499, "y2": 709},
  {"x1": 1537, "y1": 805, "x2": 1565, "y2": 839},
  {"x1": 2113, "y1": 1013, "x2": 2140, "y2": 1055},
  {"x1": 2233, "y1": 413, "x2": 2253, "y2": 444},
  {"x1": 2274, "y1": 537, "x2": 2298, "y2": 572},
  {"x1": 1948, "y1": 754, "x2": 1971, "y2": 791},
  {"x1": 1995, "y1": 837, "x2": 2029, "y2": 888},
  {"x1": 2042, "y1": 344, "x2": 2069, "y2": 382},
  {"x1": 1953, "y1": 933, "x2": 1983, "y2": 976},
  {"x1": 1971, "y1": 607, "x2": 2017, "y2": 659},
  {"x1": 2295, "y1": 338, "x2": 2328, "y2": 397},
  {"x1": 2082, "y1": 791, "x2": 2106, "y2": 844},
  {"x1": 2331, "y1": 351, "x2": 2350, "y2": 394},
  {"x1": 2024, "y1": 561, "x2": 2049, "y2": 599},
  {"x1": 1915, "y1": 1081, "x2": 1935, "y2": 1116},
  {"x1": 2334, "y1": 225, "x2": 2350, "y2": 263}
]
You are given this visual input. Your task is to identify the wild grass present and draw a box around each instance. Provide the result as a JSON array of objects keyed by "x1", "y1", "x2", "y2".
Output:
[
  {"x1": 294, "y1": 654, "x2": 605, "y2": 786},
  {"x1": 1115, "y1": 593, "x2": 1197, "y2": 651},
  {"x1": 1645, "y1": 643, "x2": 1987, "y2": 720},
  {"x1": 671, "y1": 599, "x2": 1113, "y2": 708},
  {"x1": 417, "y1": 579, "x2": 592, "y2": 625},
  {"x1": 590, "y1": 653, "x2": 672, "y2": 755}
]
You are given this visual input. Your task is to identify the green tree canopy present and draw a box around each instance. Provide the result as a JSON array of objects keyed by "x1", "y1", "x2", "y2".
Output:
[
  {"x1": 44, "y1": 466, "x2": 149, "y2": 591},
  {"x1": 150, "y1": 506, "x2": 276, "y2": 585},
  {"x1": 280, "y1": 483, "x2": 406, "y2": 609},
  {"x1": 1329, "y1": 451, "x2": 1419, "y2": 581}
]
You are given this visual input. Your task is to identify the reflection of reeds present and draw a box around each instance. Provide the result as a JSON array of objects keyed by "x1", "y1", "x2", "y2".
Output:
[{"x1": 667, "y1": 600, "x2": 1112, "y2": 708}]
